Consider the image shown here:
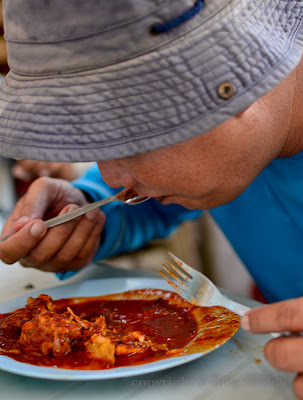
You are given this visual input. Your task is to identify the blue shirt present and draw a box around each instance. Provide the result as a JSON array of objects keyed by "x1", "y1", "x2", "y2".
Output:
[{"x1": 62, "y1": 153, "x2": 303, "y2": 303}]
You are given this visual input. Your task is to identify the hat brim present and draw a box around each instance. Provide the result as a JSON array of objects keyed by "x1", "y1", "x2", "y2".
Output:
[{"x1": 0, "y1": 0, "x2": 303, "y2": 162}]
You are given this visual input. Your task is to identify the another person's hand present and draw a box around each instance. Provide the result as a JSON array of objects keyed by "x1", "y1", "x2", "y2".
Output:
[
  {"x1": 12, "y1": 160, "x2": 77, "y2": 182},
  {"x1": 0, "y1": 177, "x2": 105, "y2": 273},
  {"x1": 241, "y1": 298, "x2": 303, "y2": 400}
]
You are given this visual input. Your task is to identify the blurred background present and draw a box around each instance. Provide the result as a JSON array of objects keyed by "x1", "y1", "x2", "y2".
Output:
[{"x1": 0, "y1": 0, "x2": 258, "y2": 302}]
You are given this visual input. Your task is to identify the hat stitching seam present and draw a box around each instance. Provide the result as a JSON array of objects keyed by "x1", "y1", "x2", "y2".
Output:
[
  {"x1": 4, "y1": 0, "x2": 233, "y2": 46},
  {"x1": 3, "y1": 13, "x2": 294, "y2": 97},
  {"x1": 4, "y1": 0, "x2": 297, "y2": 82},
  {"x1": 4, "y1": 0, "x2": 179, "y2": 44},
  {"x1": 0, "y1": 21, "x2": 303, "y2": 147},
  {"x1": 0, "y1": 12, "x2": 301, "y2": 128},
  {"x1": 4, "y1": 1, "x2": 238, "y2": 76},
  {"x1": 0, "y1": 43, "x2": 301, "y2": 148},
  {"x1": 0, "y1": 39, "x2": 296, "y2": 110}
]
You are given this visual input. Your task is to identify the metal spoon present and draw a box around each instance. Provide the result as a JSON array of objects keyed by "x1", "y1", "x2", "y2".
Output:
[{"x1": 0, "y1": 187, "x2": 150, "y2": 242}]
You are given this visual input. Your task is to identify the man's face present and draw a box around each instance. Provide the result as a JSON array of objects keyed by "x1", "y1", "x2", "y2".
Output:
[{"x1": 98, "y1": 72, "x2": 298, "y2": 210}]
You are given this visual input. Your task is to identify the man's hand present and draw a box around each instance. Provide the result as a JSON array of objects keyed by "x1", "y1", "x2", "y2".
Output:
[
  {"x1": 241, "y1": 298, "x2": 303, "y2": 400},
  {"x1": 12, "y1": 160, "x2": 78, "y2": 181},
  {"x1": 0, "y1": 177, "x2": 105, "y2": 273}
]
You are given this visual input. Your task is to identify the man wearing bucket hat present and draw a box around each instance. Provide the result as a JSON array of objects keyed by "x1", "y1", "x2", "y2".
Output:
[{"x1": 0, "y1": 0, "x2": 303, "y2": 396}]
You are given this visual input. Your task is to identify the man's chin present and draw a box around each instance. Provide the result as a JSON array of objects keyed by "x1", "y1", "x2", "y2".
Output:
[{"x1": 155, "y1": 195, "x2": 199, "y2": 210}]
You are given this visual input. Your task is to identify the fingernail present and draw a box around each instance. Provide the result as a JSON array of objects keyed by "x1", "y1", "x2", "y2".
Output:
[
  {"x1": 38, "y1": 169, "x2": 50, "y2": 177},
  {"x1": 241, "y1": 314, "x2": 251, "y2": 332},
  {"x1": 30, "y1": 222, "x2": 46, "y2": 237},
  {"x1": 85, "y1": 209, "x2": 98, "y2": 220},
  {"x1": 12, "y1": 165, "x2": 32, "y2": 182},
  {"x1": 15, "y1": 216, "x2": 29, "y2": 224}
]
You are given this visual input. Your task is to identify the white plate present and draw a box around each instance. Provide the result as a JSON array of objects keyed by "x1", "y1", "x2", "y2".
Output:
[{"x1": 0, "y1": 277, "x2": 231, "y2": 380}]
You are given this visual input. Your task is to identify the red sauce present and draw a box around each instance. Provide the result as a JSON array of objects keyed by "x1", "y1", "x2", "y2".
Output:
[{"x1": 0, "y1": 295, "x2": 197, "y2": 370}]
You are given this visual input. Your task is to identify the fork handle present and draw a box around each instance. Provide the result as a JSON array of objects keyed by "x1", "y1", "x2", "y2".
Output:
[
  {"x1": 224, "y1": 298, "x2": 303, "y2": 339},
  {"x1": 222, "y1": 297, "x2": 251, "y2": 317}
]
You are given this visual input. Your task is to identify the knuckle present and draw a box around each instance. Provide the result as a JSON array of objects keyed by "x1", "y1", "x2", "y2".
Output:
[
  {"x1": 55, "y1": 252, "x2": 73, "y2": 267},
  {"x1": 28, "y1": 250, "x2": 48, "y2": 266},
  {"x1": 19, "y1": 258, "x2": 32, "y2": 268},
  {"x1": 277, "y1": 299, "x2": 303, "y2": 330},
  {"x1": 72, "y1": 248, "x2": 89, "y2": 266},
  {"x1": 76, "y1": 252, "x2": 93, "y2": 267},
  {"x1": 75, "y1": 244, "x2": 97, "y2": 267}
]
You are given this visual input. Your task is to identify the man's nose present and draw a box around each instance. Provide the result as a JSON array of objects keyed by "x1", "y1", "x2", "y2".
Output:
[{"x1": 97, "y1": 161, "x2": 137, "y2": 188}]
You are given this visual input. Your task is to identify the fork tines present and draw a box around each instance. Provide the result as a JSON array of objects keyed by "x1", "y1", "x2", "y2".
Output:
[
  {"x1": 168, "y1": 252, "x2": 193, "y2": 279},
  {"x1": 160, "y1": 252, "x2": 192, "y2": 295}
]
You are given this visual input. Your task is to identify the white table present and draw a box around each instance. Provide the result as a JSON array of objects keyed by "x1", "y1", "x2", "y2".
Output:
[{"x1": 0, "y1": 260, "x2": 297, "y2": 400}]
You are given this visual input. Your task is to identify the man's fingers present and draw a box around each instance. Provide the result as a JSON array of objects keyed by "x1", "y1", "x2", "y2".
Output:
[
  {"x1": 0, "y1": 220, "x2": 47, "y2": 264},
  {"x1": 14, "y1": 178, "x2": 54, "y2": 219},
  {"x1": 21, "y1": 208, "x2": 104, "y2": 272},
  {"x1": 19, "y1": 204, "x2": 82, "y2": 269},
  {"x1": 265, "y1": 337, "x2": 303, "y2": 372},
  {"x1": 65, "y1": 211, "x2": 105, "y2": 270},
  {"x1": 241, "y1": 297, "x2": 303, "y2": 334},
  {"x1": 1, "y1": 177, "x2": 54, "y2": 239},
  {"x1": 49, "y1": 209, "x2": 105, "y2": 272}
]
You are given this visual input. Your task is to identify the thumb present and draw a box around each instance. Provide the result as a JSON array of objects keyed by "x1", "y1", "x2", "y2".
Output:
[
  {"x1": 13, "y1": 216, "x2": 31, "y2": 233},
  {"x1": 1, "y1": 179, "x2": 54, "y2": 237}
]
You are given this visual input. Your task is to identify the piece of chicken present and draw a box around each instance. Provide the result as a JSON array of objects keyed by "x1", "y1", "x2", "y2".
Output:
[
  {"x1": 26, "y1": 294, "x2": 56, "y2": 315},
  {"x1": 19, "y1": 311, "x2": 83, "y2": 357},
  {"x1": 0, "y1": 295, "x2": 54, "y2": 331},
  {"x1": 0, "y1": 309, "x2": 32, "y2": 330},
  {"x1": 85, "y1": 334, "x2": 115, "y2": 364}
]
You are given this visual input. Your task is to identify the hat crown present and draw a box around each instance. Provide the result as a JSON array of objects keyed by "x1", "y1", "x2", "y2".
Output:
[
  {"x1": 2, "y1": 0, "x2": 202, "y2": 75},
  {"x1": 3, "y1": 0, "x2": 168, "y2": 43}
]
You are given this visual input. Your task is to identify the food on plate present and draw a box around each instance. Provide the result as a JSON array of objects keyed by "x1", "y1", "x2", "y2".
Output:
[{"x1": 0, "y1": 289, "x2": 240, "y2": 370}]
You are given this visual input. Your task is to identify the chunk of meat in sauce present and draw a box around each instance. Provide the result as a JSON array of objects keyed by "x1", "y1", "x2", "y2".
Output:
[
  {"x1": 26, "y1": 294, "x2": 56, "y2": 315},
  {"x1": 87, "y1": 315, "x2": 107, "y2": 336},
  {"x1": 114, "y1": 331, "x2": 168, "y2": 355},
  {"x1": 115, "y1": 331, "x2": 146, "y2": 356},
  {"x1": 85, "y1": 334, "x2": 115, "y2": 363},
  {"x1": 67, "y1": 307, "x2": 92, "y2": 330},
  {"x1": 0, "y1": 294, "x2": 55, "y2": 331},
  {"x1": 19, "y1": 310, "x2": 83, "y2": 357},
  {"x1": 82, "y1": 314, "x2": 115, "y2": 362},
  {"x1": 0, "y1": 309, "x2": 32, "y2": 331}
]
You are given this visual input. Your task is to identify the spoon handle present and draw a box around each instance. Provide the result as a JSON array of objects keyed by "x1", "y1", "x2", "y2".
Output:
[
  {"x1": 44, "y1": 196, "x2": 117, "y2": 228},
  {"x1": 0, "y1": 195, "x2": 117, "y2": 242},
  {"x1": 0, "y1": 187, "x2": 151, "y2": 242}
]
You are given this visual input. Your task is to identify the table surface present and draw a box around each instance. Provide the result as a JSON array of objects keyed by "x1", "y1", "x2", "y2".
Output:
[{"x1": 0, "y1": 260, "x2": 297, "y2": 400}]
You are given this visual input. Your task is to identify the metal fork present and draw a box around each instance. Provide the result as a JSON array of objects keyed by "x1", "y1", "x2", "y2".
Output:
[
  {"x1": 161, "y1": 252, "x2": 250, "y2": 317},
  {"x1": 161, "y1": 253, "x2": 303, "y2": 338}
]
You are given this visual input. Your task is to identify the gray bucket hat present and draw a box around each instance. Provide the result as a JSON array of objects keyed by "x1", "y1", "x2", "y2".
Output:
[{"x1": 0, "y1": 0, "x2": 303, "y2": 162}]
